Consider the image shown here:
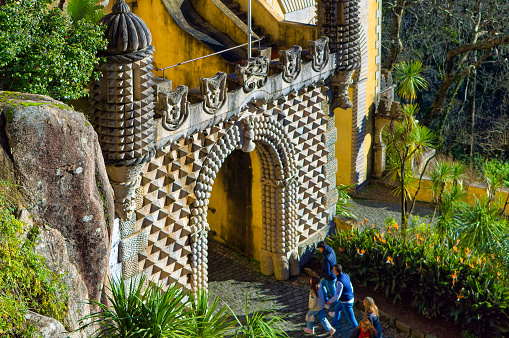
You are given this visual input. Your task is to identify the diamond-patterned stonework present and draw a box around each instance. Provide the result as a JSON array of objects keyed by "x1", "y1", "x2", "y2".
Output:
[{"x1": 92, "y1": 23, "x2": 351, "y2": 292}]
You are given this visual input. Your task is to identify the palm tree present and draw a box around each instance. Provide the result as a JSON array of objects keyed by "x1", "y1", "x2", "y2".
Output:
[
  {"x1": 383, "y1": 104, "x2": 436, "y2": 231},
  {"x1": 392, "y1": 60, "x2": 429, "y2": 104}
]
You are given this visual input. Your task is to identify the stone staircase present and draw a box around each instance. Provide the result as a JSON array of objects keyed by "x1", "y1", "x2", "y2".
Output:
[{"x1": 220, "y1": 0, "x2": 276, "y2": 52}]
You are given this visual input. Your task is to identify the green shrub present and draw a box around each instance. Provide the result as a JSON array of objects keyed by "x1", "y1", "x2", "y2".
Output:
[
  {"x1": 0, "y1": 0, "x2": 106, "y2": 102},
  {"x1": 0, "y1": 182, "x2": 67, "y2": 336},
  {"x1": 328, "y1": 222, "x2": 509, "y2": 337}
]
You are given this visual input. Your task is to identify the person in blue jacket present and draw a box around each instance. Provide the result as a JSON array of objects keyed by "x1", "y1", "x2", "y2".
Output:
[
  {"x1": 317, "y1": 241, "x2": 337, "y2": 302},
  {"x1": 326, "y1": 264, "x2": 358, "y2": 329}
]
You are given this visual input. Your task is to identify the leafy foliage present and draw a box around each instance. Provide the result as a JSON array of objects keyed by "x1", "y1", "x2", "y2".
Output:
[
  {"x1": 0, "y1": 0, "x2": 107, "y2": 102},
  {"x1": 336, "y1": 185, "x2": 357, "y2": 219},
  {"x1": 460, "y1": 196, "x2": 508, "y2": 256},
  {"x1": 383, "y1": 102, "x2": 436, "y2": 229},
  {"x1": 393, "y1": 60, "x2": 429, "y2": 102},
  {"x1": 328, "y1": 220, "x2": 509, "y2": 337},
  {"x1": 81, "y1": 274, "x2": 195, "y2": 337},
  {"x1": 429, "y1": 160, "x2": 468, "y2": 241},
  {"x1": 67, "y1": 0, "x2": 106, "y2": 24},
  {"x1": 187, "y1": 289, "x2": 234, "y2": 337},
  {"x1": 80, "y1": 275, "x2": 287, "y2": 338},
  {"x1": 0, "y1": 181, "x2": 67, "y2": 336}
]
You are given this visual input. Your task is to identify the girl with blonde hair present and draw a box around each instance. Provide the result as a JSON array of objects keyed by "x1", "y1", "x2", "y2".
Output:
[{"x1": 363, "y1": 297, "x2": 383, "y2": 338}]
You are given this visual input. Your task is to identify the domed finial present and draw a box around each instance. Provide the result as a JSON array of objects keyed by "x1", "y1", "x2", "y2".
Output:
[
  {"x1": 112, "y1": 0, "x2": 130, "y2": 13},
  {"x1": 99, "y1": 0, "x2": 152, "y2": 54}
]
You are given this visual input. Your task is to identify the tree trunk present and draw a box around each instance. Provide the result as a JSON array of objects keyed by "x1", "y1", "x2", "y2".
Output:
[
  {"x1": 382, "y1": 0, "x2": 407, "y2": 70},
  {"x1": 401, "y1": 163, "x2": 406, "y2": 231},
  {"x1": 469, "y1": 59, "x2": 477, "y2": 165}
]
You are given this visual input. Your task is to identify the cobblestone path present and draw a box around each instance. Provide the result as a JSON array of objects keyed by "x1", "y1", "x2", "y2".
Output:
[
  {"x1": 208, "y1": 241, "x2": 406, "y2": 338},
  {"x1": 350, "y1": 199, "x2": 434, "y2": 229}
]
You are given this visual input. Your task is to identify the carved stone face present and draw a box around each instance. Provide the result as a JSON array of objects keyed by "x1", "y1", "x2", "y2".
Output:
[
  {"x1": 159, "y1": 85, "x2": 189, "y2": 131},
  {"x1": 309, "y1": 37, "x2": 329, "y2": 72},
  {"x1": 287, "y1": 53, "x2": 297, "y2": 74},
  {"x1": 207, "y1": 83, "x2": 222, "y2": 109},
  {"x1": 200, "y1": 72, "x2": 227, "y2": 113},
  {"x1": 240, "y1": 118, "x2": 256, "y2": 152},
  {"x1": 279, "y1": 46, "x2": 302, "y2": 83}
]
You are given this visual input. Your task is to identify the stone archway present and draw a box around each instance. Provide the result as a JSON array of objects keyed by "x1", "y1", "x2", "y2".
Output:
[{"x1": 189, "y1": 114, "x2": 300, "y2": 291}]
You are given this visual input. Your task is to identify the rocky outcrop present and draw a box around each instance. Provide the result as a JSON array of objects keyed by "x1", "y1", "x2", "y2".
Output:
[
  {"x1": 33, "y1": 220, "x2": 92, "y2": 336},
  {"x1": 24, "y1": 311, "x2": 68, "y2": 338},
  {"x1": 0, "y1": 91, "x2": 115, "y2": 308}
]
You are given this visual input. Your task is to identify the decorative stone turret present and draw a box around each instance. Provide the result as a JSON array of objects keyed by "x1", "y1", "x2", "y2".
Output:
[
  {"x1": 90, "y1": 0, "x2": 156, "y2": 281},
  {"x1": 317, "y1": 0, "x2": 361, "y2": 109}
]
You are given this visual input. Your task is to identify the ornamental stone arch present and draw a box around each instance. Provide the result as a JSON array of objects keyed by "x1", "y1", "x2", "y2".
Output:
[
  {"x1": 92, "y1": 0, "x2": 365, "y2": 294},
  {"x1": 189, "y1": 113, "x2": 300, "y2": 290}
]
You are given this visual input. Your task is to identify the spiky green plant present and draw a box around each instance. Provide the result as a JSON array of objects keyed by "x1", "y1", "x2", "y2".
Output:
[
  {"x1": 383, "y1": 103, "x2": 436, "y2": 231},
  {"x1": 232, "y1": 297, "x2": 288, "y2": 338},
  {"x1": 393, "y1": 60, "x2": 429, "y2": 103},
  {"x1": 336, "y1": 184, "x2": 357, "y2": 219},
  {"x1": 460, "y1": 196, "x2": 509, "y2": 256},
  {"x1": 186, "y1": 289, "x2": 234, "y2": 337},
  {"x1": 79, "y1": 275, "x2": 193, "y2": 338},
  {"x1": 429, "y1": 160, "x2": 467, "y2": 241}
]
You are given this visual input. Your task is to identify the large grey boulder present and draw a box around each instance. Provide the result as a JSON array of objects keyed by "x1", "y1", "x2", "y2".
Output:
[
  {"x1": 33, "y1": 219, "x2": 92, "y2": 337},
  {"x1": 24, "y1": 311, "x2": 68, "y2": 338},
  {"x1": 0, "y1": 92, "x2": 115, "y2": 308}
]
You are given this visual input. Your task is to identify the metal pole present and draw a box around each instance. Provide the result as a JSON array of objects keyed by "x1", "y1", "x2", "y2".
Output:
[{"x1": 248, "y1": 0, "x2": 252, "y2": 58}]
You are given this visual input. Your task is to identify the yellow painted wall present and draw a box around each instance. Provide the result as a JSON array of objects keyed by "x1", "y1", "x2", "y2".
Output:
[
  {"x1": 207, "y1": 150, "x2": 263, "y2": 262},
  {"x1": 335, "y1": 0, "x2": 379, "y2": 187},
  {"x1": 408, "y1": 178, "x2": 509, "y2": 216},
  {"x1": 250, "y1": 151, "x2": 263, "y2": 261},
  {"x1": 334, "y1": 87, "x2": 354, "y2": 186},
  {"x1": 364, "y1": 0, "x2": 379, "y2": 179},
  {"x1": 105, "y1": 0, "x2": 234, "y2": 89}
]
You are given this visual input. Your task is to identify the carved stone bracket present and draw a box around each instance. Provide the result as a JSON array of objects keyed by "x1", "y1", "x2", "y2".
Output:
[
  {"x1": 308, "y1": 37, "x2": 329, "y2": 72},
  {"x1": 235, "y1": 56, "x2": 269, "y2": 92},
  {"x1": 278, "y1": 46, "x2": 302, "y2": 83},
  {"x1": 106, "y1": 164, "x2": 144, "y2": 221},
  {"x1": 240, "y1": 117, "x2": 256, "y2": 152},
  {"x1": 199, "y1": 72, "x2": 227, "y2": 114},
  {"x1": 157, "y1": 85, "x2": 189, "y2": 131},
  {"x1": 331, "y1": 69, "x2": 355, "y2": 109}
]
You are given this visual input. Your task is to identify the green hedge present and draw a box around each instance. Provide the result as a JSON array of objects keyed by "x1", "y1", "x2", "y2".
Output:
[{"x1": 328, "y1": 221, "x2": 509, "y2": 337}]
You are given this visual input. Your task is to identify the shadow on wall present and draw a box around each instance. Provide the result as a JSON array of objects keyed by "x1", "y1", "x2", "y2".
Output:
[{"x1": 207, "y1": 149, "x2": 255, "y2": 257}]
